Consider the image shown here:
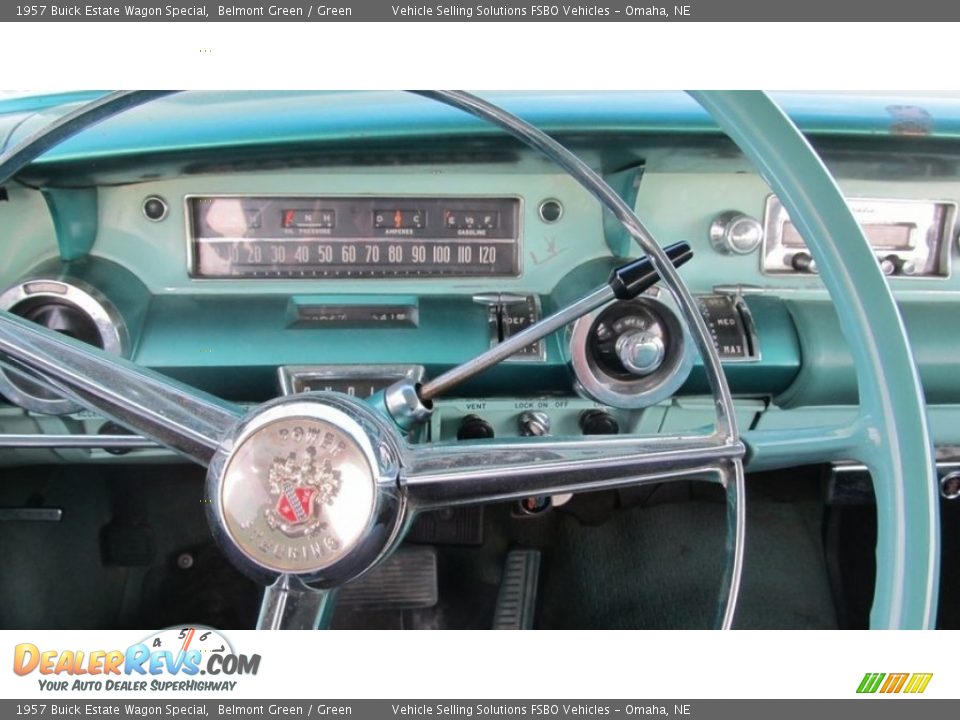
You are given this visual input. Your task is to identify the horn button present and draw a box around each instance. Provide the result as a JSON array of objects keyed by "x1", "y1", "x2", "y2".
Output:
[{"x1": 206, "y1": 398, "x2": 402, "y2": 586}]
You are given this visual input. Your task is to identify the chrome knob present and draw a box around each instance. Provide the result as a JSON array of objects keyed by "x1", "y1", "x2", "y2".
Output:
[
  {"x1": 709, "y1": 211, "x2": 763, "y2": 255},
  {"x1": 615, "y1": 329, "x2": 665, "y2": 376},
  {"x1": 880, "y1": 254, "x2": 905, "y2": 276},
  {"x1": 790, "y1": 251, "x2": 817, "y2": 274},
  {"x1": 518, "y1": 411, "x2": 551, "y2": 437},
  {"x1": 941, "y1": 471, "x2": 960, "y2": 500}
]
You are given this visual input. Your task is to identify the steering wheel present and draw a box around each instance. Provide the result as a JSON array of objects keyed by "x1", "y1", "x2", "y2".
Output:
[{"x1": 0, "y1": 90, "x2": 938, "y2": 629}]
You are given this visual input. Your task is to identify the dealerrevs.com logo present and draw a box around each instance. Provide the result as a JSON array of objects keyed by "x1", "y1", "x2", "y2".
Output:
[
  {"x1": 12, "y1": 627, "x2": 261, "y2": 692},
  {"x1": 857, "y1": 673, "x2": 933, "y2": 694}
]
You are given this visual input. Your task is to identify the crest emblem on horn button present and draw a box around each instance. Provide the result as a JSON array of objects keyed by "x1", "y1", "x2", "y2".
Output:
[
  {"x1": 264, "y1": 448, "x2": 342, "y2": 537},
  {"x1": 215, "y1": 414, "x2": 378, "y2": 576}
]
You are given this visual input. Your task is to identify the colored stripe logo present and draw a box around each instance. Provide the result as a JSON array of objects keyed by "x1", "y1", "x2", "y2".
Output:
[{"x1": 857, "y1": 672, "x2": 933, "y2": 694}]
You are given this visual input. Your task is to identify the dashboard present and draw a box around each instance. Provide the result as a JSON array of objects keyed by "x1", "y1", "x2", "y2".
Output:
[{"x1": 4, "y1": 91, "x2": 960, "y2": 469}]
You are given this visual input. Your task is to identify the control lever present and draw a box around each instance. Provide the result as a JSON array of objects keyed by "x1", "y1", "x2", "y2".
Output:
[{"x1": 380, "y1": 242, "x2": 693, "y2": 429}]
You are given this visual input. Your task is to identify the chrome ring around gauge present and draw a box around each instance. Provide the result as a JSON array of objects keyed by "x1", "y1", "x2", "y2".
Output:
[
  {"x1": 205, "y1": 395, "x2": 406, "y2": 588},
  {"x1": 569, "y1": 297, "x2": 695, "y2": 409},
  {"x1": 0, "y1": 278, "x2": 128, "y2": 414}
]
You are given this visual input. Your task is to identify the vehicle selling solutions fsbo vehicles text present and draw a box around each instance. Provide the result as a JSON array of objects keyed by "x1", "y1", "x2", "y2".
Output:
[{"x1": 390, "y1": 5, "x2": 689, "y2": 18}]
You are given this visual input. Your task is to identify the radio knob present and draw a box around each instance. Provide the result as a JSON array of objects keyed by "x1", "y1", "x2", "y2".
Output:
[
  {"x1": 615, "y1": 329, "x2": 666, "y2": 376},
  {"x1": 881, "y1": 254, "x2": 906, "y2": 276},
  {"x1": 709, "y1": 211, "x2": 763, "y2": 255},
  {"x1": 790, "y1": 252, "x2": 817, "y2": 273}
]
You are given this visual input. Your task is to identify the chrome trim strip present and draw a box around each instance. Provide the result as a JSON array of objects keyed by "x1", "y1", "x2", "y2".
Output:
[
  {"x1": 0, "y1": 508, "x2": 63, "y2": 522},
  {"x1": 0, "y1": 434, "x2": 156, "y2": 449}
]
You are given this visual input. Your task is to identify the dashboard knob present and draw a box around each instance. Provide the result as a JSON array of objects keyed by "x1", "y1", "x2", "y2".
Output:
[
  {"x1": 615, "y1": 329, "x2": 666, "y2": 376},
  {"x1": 579, "y1": 409, "x2": 620, "y2": 436},
  {"x1": 881, "y1": 254, "x2": 906, "y2": 276},
  {"x1": 709, "y1": 211, "x2": 763, "y2": 255},
  {"x1": 457, "y1": 415, "x2": 495, "y2": 441},
  {"x1": 518, "y1": 411, "x2": 551, "y2": 437},
  {"x1": 790, "y1": 251, "x2": 817, "y2": 273}
]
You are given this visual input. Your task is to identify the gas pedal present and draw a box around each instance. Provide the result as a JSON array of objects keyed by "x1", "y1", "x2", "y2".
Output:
[
  {"x1": 337, "y1": 546, "x2": 438, "y2": 610},
  {"x1": 493, "y1": 549, "x2": 541, "y2": 630}
]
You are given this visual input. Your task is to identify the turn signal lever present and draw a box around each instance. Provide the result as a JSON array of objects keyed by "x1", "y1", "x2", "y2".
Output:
[{"x1": 379, "y1": 242, "x2": 693, "y2": 430}]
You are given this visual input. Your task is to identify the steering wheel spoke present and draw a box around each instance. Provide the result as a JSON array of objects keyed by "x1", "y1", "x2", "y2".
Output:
[
  {"x1": 256, "y1": 575, "x2": 337, "y2": 630},
  {"x1": 742, "y1": 421, "x2": 869, "y2": 472},
  {"x1": 403, "y1": 433, "x2": 745, "y2": 510},
  {"x1": 0, "y1": 309, "x2": 244, "y2": 465}
]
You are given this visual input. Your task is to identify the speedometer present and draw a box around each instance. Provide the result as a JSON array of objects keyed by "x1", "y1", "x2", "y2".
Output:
[{"x1": 187, "y1": 195, "x2": 521, "y2": 279}]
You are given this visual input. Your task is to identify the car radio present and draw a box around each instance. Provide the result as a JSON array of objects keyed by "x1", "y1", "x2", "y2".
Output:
[{"x1": 762, "y1": 196, "x2": 956, "y2": 277}]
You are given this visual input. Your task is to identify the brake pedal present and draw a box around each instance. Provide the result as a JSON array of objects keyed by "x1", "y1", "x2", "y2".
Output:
[
  {"x1": 493, "y1": 549, "x2": 541, "y2": 630},
  {"x1": 337, "y1": 546, "x2": 438, "y2": 610}
]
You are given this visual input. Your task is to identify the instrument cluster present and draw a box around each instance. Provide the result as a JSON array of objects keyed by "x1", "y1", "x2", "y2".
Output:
[{"x1": 188, "y1": 195, "x2": 522, "y2": 279}]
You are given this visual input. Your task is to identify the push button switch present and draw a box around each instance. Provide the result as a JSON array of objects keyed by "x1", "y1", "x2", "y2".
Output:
[
  {"x1": 579, "y1": 409, "x2": 620, "y2": 435},
  {"x1": 457, "y1": 415, "x2": 495, "y2": 440}
]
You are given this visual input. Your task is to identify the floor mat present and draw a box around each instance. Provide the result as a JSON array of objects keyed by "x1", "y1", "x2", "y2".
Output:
[{"x1": 497, "y1": 485, "x2": 837, "y2": 629}]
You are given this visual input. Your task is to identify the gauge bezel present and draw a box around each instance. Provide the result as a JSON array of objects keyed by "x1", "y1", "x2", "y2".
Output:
[
  {"x1": 568, "y1": 297, "x2": 695, "y2": 410},
  {"x1": 0, "y1": 278, "x2": 128, "y2": 415},
  {"x1": 184, "y1": 193, "x2": 524, "y2": 280}
]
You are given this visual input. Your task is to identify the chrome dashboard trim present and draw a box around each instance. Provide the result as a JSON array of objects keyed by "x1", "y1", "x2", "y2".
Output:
[{"x1": 278, "y1": 364, "x2": 425, "y2": 397}]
